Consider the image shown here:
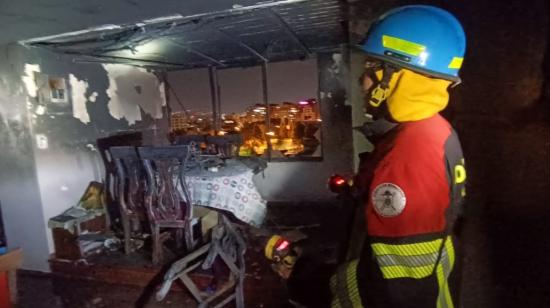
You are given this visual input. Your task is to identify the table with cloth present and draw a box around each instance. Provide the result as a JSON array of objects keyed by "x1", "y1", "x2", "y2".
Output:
[{"x1": 183, "y1": 158, "x2": 267, "y2": 227}]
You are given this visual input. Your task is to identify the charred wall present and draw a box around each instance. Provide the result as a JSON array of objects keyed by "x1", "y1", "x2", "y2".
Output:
[{"x1": 0, "y1": 44, "x2": 168, "y2": 271}]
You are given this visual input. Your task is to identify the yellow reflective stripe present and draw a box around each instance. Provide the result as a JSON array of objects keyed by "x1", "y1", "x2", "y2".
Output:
[
  {"x1": 436, "y1": 238, "x2": 455, "y2": 308},
  {"x1": 371, "y1": 238, "x2": 443, "y2": 257},
  {"x1": 382, "y1": 35, "x2": 426, "y2": 56},
  {"x1": 345, "y1": 260, "x2": 362, "y2": 308},
  {"x1": 379, "y1": 264, "x2": 435, "y2": 279},
  {"x1": 448, "y1": 57, "x2": 463, "y2": 69},
  {"x1": 331, "y1": 297, "x2": 342, "y2": 308},
  {"x1": 330, "y1": 260, "x2": 364, "y2": 308}
]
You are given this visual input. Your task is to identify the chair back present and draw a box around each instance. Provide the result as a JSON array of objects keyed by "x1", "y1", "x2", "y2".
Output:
[
  {"x1": 109, "y1": 146, "x2": 143, "y2": 215},
  {"x1": 96, "y1": 133, "x2": 142, "y2": 222},
  {"x1": 137, "y1": 146, "x2": 192, "y2": 222}
]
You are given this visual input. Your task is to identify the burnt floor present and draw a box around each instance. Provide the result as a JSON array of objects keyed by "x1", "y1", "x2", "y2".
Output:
[{"x1": 15, "y1": 203, "x2": 345, "y2": 308}]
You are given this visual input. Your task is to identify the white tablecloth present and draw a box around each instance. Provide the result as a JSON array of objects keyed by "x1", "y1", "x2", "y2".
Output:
[{"x1": 184, "y1": 159, "x2": 266, "y2": 227}]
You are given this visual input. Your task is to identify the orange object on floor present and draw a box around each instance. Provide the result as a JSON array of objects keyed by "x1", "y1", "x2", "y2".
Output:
[{"x1": 0, "y1": 271, "x2": 10, "y2": 308}]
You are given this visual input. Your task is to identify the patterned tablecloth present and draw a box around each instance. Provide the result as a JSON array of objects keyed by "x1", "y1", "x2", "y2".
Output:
[{"x1": 184, "y1": 159, "x2": 267, "y2": 227}]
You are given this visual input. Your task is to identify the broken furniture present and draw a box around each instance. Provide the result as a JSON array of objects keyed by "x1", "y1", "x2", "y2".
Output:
[
  {"x1": 157, "y1": 215, "x2": 247, "y2": 308},
  {"x1": 48, "y1": 208, "x2": 106, "y2": 260},
  {"x1": 138, "y1": 145, "x2": 197, "y2": 265},
  {"x1": 109, "y1": 146, "x2": 146, "y2": 254},
  {"x1": 156, "y1": 157, "x2": 266, "y2": 308}
]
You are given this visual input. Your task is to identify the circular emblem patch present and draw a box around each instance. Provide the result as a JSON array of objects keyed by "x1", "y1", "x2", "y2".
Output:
[{"x1": 371, "y1": 183, "x2": 406, "y2": 217}]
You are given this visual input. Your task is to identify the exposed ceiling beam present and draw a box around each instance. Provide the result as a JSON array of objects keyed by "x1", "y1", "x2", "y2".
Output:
[
  {"x1": 267, "y1": 8, "x2": 311, "y2": 56},
  {"x1": 217, "y1": 29, "x2": 268, "y2": 62},
  {"x1": 166, "y1": 38, "x2": 227, "y2": 67},
  {"x1": 20, "y1": 0, "x2": 308, "y2": 45},
  {"x1": 71, "y1": 53, "x2": 188, "y2": 69}
]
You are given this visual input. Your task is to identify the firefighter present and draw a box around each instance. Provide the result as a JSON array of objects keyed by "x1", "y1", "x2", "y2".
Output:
[{"x1": 330, "y1": 5, "x2": 467, "y2": 308}]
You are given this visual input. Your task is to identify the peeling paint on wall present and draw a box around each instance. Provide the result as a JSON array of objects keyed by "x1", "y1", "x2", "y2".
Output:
[
  {"x1": 103, "y1": 64, "x2": 165, "y2": 125},
  {"x1": 88, "y1": 91, "x2": 98, "y2": 102},
  {"x1": 69, "y1": 74, "x2": 90, "y2": 124},
  {"x1": 22, "y1": 64, "x2": 40, "y2": 98}
]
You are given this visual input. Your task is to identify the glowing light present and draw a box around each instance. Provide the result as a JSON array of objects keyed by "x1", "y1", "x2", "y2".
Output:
[
  {"x1": 218, "y1": 131, "x2": 227, "y2": 136},
  {"x1": 276, "y1": 240, "x2": 290, "y2": 251},
  {"x1": 266, "y1": 131, "x2": 275, "y2": 136},
  {"x1": 298, "y1": 101, "x2": 309, "y2": 105},
  {"x1": 334, "y1": 178, "x2": 346, "y2": 186},
  {"x1": 134, "y1": 40, "x2": 164, "y2": 55}
]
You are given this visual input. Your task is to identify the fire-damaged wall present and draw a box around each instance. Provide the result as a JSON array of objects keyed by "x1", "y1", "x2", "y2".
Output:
[
  {"x1": 0, "y1": 43, "x2": 168, "y2": 271},
  {"x1": 349, "y1": 0, "x2": 550, "y2": 306}
]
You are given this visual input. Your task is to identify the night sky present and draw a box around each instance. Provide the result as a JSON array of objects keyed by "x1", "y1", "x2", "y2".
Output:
[{"x1": 167, "y1": 58, "x2": 318, "y2": 114}]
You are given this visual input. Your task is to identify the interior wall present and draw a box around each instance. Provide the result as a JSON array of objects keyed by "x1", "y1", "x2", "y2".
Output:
[
  {"x1": 0, "y1": 44, "x2": 168, "y2": 271},
  {"x1": 0, "y1": 44, "x2": 49, "y2": 272}
]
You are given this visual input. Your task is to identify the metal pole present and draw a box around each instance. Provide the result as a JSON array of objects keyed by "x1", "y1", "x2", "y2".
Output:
[
  {"x1": 261, "y1": 61, "x2": 272, "y2": 160},
  {"x1": 209, "y1": 66, "x2": 219, "y2": 134}
]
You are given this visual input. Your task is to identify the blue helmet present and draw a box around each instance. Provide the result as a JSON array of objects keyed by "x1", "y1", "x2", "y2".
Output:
[{"x1": 360, "y1": 5, "x2": 466, "y2": 82}]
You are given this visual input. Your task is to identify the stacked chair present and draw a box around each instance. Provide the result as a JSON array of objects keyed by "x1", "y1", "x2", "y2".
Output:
[{"x1": 106, "y1": 141, "x2": 246, "y2": 308}]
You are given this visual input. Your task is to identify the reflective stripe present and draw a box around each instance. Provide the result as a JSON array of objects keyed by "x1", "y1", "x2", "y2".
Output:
[
  {"x1": 382, "y1": 35, "x2": 426, "y2": 56},
  {"x1": 436, "y1": 239, "x2": 455, "y2": 308},
  {"x1": 379, "y1": 263, "x2": 435, "y2": 279},
  {"x1": 372, "y1": 238, "x2": 443, "y2": 257},
  {"x1": 448, "y1": 57, "x2": 464, "y2": 69},
  {"x1": 376, "y1": 251, "x2": 439, "y2": 267},
  {"x1": 330, "y1": 260, "x2": 364, "y2": 308}
]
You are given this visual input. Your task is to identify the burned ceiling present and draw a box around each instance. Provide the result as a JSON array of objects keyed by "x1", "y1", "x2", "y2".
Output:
[{"x1": 22, "y1": 0, "x2": 347, "y2": 70}]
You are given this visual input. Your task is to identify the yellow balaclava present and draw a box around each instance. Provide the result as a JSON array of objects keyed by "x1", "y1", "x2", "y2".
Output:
[{"x1": 374, "y1": 68, "x2": 452, "y2": 122}]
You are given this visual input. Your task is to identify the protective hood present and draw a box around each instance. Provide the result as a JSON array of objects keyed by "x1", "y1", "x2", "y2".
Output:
[{"x1": 376, "y1": 68, "x2": 452, "y2": 122}]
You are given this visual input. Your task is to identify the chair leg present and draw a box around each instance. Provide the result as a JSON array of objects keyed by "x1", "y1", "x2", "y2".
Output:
[
  {"x1": 152, "y1": 224, "x2": 162, "y2": 266},
  {"x1": 184, "y1": 220, "x2": 194, "y2": 251},
  {"x1": 122, "y1": 215, "x2": 131, "y2": 254},
  {"x1": 175, "y1": 228, "x2": 184, "y2": 250}
]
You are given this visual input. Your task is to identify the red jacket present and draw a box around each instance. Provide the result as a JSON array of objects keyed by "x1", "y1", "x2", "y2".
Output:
[{"x1": 354, "y1": 114, "x2": 466, "y2": 308}]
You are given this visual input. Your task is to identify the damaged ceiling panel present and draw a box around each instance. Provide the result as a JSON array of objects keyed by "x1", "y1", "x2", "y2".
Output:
[{"x1": 22, "y1": 0, "x2": 347, "y2": 70}]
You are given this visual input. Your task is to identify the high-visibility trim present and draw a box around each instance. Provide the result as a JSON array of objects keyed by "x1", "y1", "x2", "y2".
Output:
[
  {"x1": 448, "y1": 57, "x2": 463, "y2": 69},
  {"x1": 436, "y1": 239, "x2": 455, "y2": 308},
  {"x1": 382, "y1": 35, "x2": 426, "y2": 56},
  {"x1": 376, "y1": 251, "x2": 439, "y2": 267},
  {"x1": 330, "y1": 260, "x2": 364, "y2": 308},
  {"x1": 371, "y1": 237, "x2": 454, "y2": 281},
  {"x1": 379, "y1": 263, "x2": 435, "y2": 279},
  {"x1": 371, "y1": 238, "x2": 443, "y2": 257}
]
